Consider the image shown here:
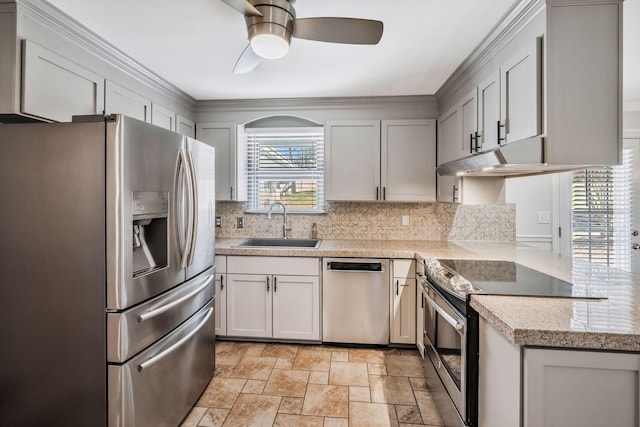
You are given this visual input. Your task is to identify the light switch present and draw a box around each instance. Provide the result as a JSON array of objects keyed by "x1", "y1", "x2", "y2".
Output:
[
  {"x1": 537, "y1": 211, "x2": 551, "y2": 224},
  {"x1": 401, "y1": 215, "x2": 410, "y2": 226}
]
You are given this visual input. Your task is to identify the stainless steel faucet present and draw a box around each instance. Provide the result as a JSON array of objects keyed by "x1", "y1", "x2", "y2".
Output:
[{"x1": 266, "y1": 201, "x2": 292, "y2": 239}]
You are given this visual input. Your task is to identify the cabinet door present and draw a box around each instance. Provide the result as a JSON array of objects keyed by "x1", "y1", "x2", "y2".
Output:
[
  {"x1": 478, "y1": 71, "x2": 501, "y2": 151},
  {"x1": 325, "y1": 120, "x2": 380, "y2": 201},
  {"x1": 151, "y1": 103, "x2": 176, "y2": 131},
  {"x1": 437, "y1": 106, "x2": 460, "y2": 166},
  {"x1": 381, "y1": 119, "x2": 436, "y2": 202},
  {"x1": 272, "y1": 275, "x2": 320, "y2": 341},
  {"x1": 524, "y1": 348, "x2": 640, "y2": 427},
  {"x1": 436, "y1": 174, "x2": 462, "y2": 203},
  {"x1": 197, "y1": 122, "x2": 238, "y2": 201},
  {"x1": 500, "y1": 38, "x2": 542, "y2": 144},
  {"x1": 176, "y1": 115, "x2": 196, "y2": 138},
  {"x1": 460, "y1": 88, "x2": 479, "y2": 154},
  {"x1": 22, "y1": 40, "x2": 104, "y2": 122},
  {"x1": 391, "y1": 277, "x2": 416, "y2": 344},
  {"x1": 104, "y1": 80, "x2": 150, "y2": 122},
  {"x1": 214, "y1": 273, "x2": 227, "y2": 336},
  {"x1": 226, "y1": 274, "x2": 272, "y2": 338}
]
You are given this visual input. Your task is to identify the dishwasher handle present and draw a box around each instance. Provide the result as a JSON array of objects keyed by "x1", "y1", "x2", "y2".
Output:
[{"x1": 326, "y1": 261, "x2": 384, "y2": 272}]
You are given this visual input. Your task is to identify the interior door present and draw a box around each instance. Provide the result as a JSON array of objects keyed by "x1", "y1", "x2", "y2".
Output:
[
  {"x1": 627, "y1": 139, "x2": 640, "y2": 274},
  {"x1": 185, "y1": 137, "x2": 216, "y2": 280}
]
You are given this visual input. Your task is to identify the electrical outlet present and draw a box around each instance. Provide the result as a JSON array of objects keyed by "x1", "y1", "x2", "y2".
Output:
[
  {"x1": 236, "y1": 217, "x2": 244, "y2": 228},
  {"x1": 401, "y1": 215, "x2": 410, "y2": 226},
  {"x1": 537, "y1": 211, "x2": 551, "y2": 224},
  {"x1": 215, "y1": 216, "x2": 222, "y2": 227}
]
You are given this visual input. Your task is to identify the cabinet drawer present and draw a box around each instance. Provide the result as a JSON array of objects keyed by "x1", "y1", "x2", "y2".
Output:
[
  {"x1": 227, "y1": 256, "x2": 319, "y2": 276},
  {"x1": 393, "y1": 259, "x2": 415, "y2": 278},
  {"x1": 215, "y1": 255, "x2": 227, "y2": 273}
]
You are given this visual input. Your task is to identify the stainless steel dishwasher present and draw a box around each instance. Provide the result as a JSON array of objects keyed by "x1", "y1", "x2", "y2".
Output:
[{"x1": 322, "y1": 258, "x2": 390, "y2": 345}]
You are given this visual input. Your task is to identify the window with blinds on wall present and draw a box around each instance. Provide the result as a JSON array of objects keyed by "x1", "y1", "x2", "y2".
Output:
[
  {"x1": 571, "y1": 148, "x2": 633, "y2": 271},
  {"x1": 245, "y1": 127, "x2": 325, "y2": 213}
]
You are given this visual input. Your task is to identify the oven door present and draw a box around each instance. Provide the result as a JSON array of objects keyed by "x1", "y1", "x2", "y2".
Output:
[{"x1": 423, "y1": 282, "x2": 469, "y2": 425}]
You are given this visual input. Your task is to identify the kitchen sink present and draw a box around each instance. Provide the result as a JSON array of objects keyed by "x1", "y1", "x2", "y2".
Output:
[{"x1": 234, "y1": 238, "x2": 321, "y2": 249}]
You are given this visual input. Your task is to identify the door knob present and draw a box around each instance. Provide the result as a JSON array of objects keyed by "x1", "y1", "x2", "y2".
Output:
[
  {"x1": 632, "y1": 243, "x2": 640, "y2": 250},
  {"x1": 632, "y1": 230, "x2": 639, "y2": 237}
]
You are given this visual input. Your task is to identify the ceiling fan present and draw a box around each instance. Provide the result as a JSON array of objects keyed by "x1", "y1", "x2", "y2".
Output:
[{"x1": 220, "y1": 0, "x2": 384, "y2": 74}]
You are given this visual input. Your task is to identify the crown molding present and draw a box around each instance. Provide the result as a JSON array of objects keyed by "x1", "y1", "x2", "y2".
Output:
[
  {"x1": 196, "y1": 95, "x2": 438, "y2": 113},
  {"x1": 436, "y1": 0, "x2": 545, "y2": 103},
  {"x1": 16, "y1": 0, "x2": 196, "y2": 110}
]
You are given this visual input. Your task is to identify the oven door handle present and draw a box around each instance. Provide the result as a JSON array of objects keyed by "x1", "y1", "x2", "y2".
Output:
[{"x1": 424, "y1": 293, "x2": 465, "y2": 332}]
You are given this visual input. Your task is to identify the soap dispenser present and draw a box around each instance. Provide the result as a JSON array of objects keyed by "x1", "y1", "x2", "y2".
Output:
[{"x1": 311, "y1": 223, "x2": 318, "y2": 239}]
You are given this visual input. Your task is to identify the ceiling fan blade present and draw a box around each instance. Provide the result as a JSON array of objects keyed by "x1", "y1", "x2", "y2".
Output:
[
  {"x1": 220, "y1": 0, "x2": 262, "y2": 17},
  {"x1": 293, "y1": 17, "x2": 383, "y2": 45},
  {"x1": 233, "y1": 44, "x2": 263, "y2": 74}
]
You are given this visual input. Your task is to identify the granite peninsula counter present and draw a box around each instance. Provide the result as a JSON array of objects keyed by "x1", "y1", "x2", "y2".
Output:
[{"x1": 215, "y1": 238, "x2": 640, "y2": 352}]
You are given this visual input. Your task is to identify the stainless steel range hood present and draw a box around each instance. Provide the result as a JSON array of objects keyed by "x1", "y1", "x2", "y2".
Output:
[{"x1": 436, "y1": 136, "x2": 582, "y2": 177}]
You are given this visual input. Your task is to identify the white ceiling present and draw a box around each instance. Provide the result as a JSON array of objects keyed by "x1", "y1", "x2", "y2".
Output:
[{"x1": 46, "y1": 0, "x2": 639, "y2": 102}]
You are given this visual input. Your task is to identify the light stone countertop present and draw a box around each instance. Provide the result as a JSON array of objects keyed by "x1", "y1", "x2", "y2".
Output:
[{"x1": 216, "y1": 238, "x2": 640, "y2": 352}]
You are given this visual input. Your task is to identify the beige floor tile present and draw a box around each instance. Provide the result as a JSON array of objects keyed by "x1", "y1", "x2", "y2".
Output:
[
  {"x1": 349, "y1": 386, "x2": 371, "y2": 402},
  {"x1": 301, "y1": 384, "x2": 349, "y2": 418},
  {"x1": 414, "y1": 391, "x2": 445, "y2": 426},
  {"x1": 262, "y1": 343, "x2": 299, "y2": 359},
  {"x1": 198, "y1": 378, "x2": 246, "y2": 408},
  {"x1": 222, "y1": 394, "x2": 281, "y2": 426},
  {"x1": 369, "y1": 376, "x2": 417, "y2": 406},
  {"x1": 241, "y1": 379, "x2": 266, "y2": 394},
  {"x1": 408, "y1": 377, "x2": 429, "y2": 392},
  {"x1": 293, "y1": 349, "x2": 331, "y2": 371},
  {"x1": 323, "y1": 418, "x2": 349, "y2": 427},
  {"x1": 214, "y1": 365, "x2": 235, "y2": 378},
  {"x1": 349, "y1": 402, "x2": 399, "y2": 427},
  {"x1": 308, "y1": 371, "x2": 329, "y2": 384},
  {"x1": 273, "y1": 413, "x2": 324, "y2": 427},
  {"x1": 180, "y1": 406, "x2": 206, "y2": 426},
  {"x1": 368, "y1": 363, "x2": 388, "y2": 376},
  {"x1": 274, "y1": 357, "x2": 295, "y2": 370},
  {"x1": 215, "y1": 343, "x2": 247, "y2": 366},
  {"x1": 230, "y1": 355, "x2": 277, "y2": 380},
  {"x1": 245, "y1": 344, "x2": 267, "y2": 357},
  {"x1": 198, "y1": 408, "x2": 230, "y2": 427},
  {"x1": 394, "y1": 405, "x2": 423, "y2": 424},
  {"x1": 263, "y1": 369, "x2": 310, "y2": 397},
  {"x1": 278, "y1": 397, "x2": 304, "y2": 414},
  {"x1": 349, "y1": 349, "x2": 386, "y2": 364},
  {"x1": 329, "y1": 362, "x2": 369, "y2": 387},
  {"x1": 385, "y1": 355, "x2": 424, "y2": 377},
  {"x1": 331, "y1": 351, "x2": 349, "y2": 362}
]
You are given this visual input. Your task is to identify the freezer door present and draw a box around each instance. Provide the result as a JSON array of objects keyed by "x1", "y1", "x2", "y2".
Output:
[
  {"x1": 106, "y1": 115, "x2": 186, "y2": 310},
  {"x1": 108, "y1": 300, "x2": 215, "y2": 427},
  {"x1": 185, "y1": 136, "x2": 216, "y2": 280},
  {"x1": 107, "y1": 267, "x2": 214, "y2": 363}
]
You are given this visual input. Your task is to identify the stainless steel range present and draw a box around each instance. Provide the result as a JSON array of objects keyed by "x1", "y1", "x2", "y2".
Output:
[{"x1": 418, "y1": 257, "x2": 603, "y2": 427}]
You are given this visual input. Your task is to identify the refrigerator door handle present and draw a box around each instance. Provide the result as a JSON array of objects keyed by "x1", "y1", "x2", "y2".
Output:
[
  {"x1": 138, "y1": 307, "x2": 213, "y2": 372},
  {"x1": 136, "y1": 275, "x2": 213, "y2": 322},
  {"x1": 175, "y1": 147, "x2": 194, "y2": 270},
  {"x1": 186, "y1": 148, "x2": 198, "y2": 267}
]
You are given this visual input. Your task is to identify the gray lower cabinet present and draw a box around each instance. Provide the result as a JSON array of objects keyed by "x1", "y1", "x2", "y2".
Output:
[
  {"x1": 479, "y1": 318, "x2": 640, "y2": 427},
  {"x1": 214, "y1": 255, "x2": 227, "y2": 336}
]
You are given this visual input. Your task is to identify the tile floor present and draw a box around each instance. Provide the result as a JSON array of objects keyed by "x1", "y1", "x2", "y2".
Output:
[{"x1": 181, "y1": 341, "x2": 445, "y2": 427}]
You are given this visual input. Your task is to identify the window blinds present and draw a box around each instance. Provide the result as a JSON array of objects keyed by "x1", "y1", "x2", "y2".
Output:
[
  {"x1": 571, "y1": 149, "x2": 632, "y2": 271},
  {"x1": 246, "y1": 127, "x2": 325, "y2": 212}
]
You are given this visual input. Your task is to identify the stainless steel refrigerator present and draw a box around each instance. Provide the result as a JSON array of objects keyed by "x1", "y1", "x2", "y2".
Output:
[{"x1": 0, "y1": 114, "x2": 216, "y2": 426}]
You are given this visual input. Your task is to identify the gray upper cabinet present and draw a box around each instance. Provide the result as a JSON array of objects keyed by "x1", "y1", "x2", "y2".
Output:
[
  {"x1": 325, "y1": 120, "x2": 381, "y2": 201},
  {"x1": 22, "y1": 40, "x2": 104, "y2": 122},
  {"x1": 151, "y1": 103, "x2": 176, "y2": 132},
  {"x1": 197, "y1": 122, "x2": 244, "y2": 201},
  {"x1": 500, "y1": 38, "x2": 542, "y2": 144},
  {"x1": 104, "y1": 80, "x2": 150, "y2": 122},
  {"x1": 176, "y1": 115, "x2": 196, "y2": 138},
  {"x1": 478, "y1": 71, "x2": 501, "y2": 152},
  {"x1": 437, "y1": 107, "x2": 460, "y2": 166},
  {"x1": 460, "y1": 88, "x2": 479, "y2": 154}
]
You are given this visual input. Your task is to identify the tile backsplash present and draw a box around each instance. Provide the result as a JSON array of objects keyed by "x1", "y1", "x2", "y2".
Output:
[{"x1": 215, "y1": 202, "x2": 515, "y2": 242}]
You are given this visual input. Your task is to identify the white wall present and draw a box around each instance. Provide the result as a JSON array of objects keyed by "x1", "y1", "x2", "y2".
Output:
[{"x1": 505, "y1": 174, "x2": 554, "y2": 251}]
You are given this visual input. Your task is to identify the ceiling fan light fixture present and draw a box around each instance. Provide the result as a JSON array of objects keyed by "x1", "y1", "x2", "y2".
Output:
[{"x1": 250, "y1": 33, "x2": 290, "y2": 59}]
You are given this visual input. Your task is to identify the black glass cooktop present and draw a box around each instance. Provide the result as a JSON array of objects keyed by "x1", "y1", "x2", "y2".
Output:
[{"x1": 434, "y1": 259, "x2": 600, "y2": 300}]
